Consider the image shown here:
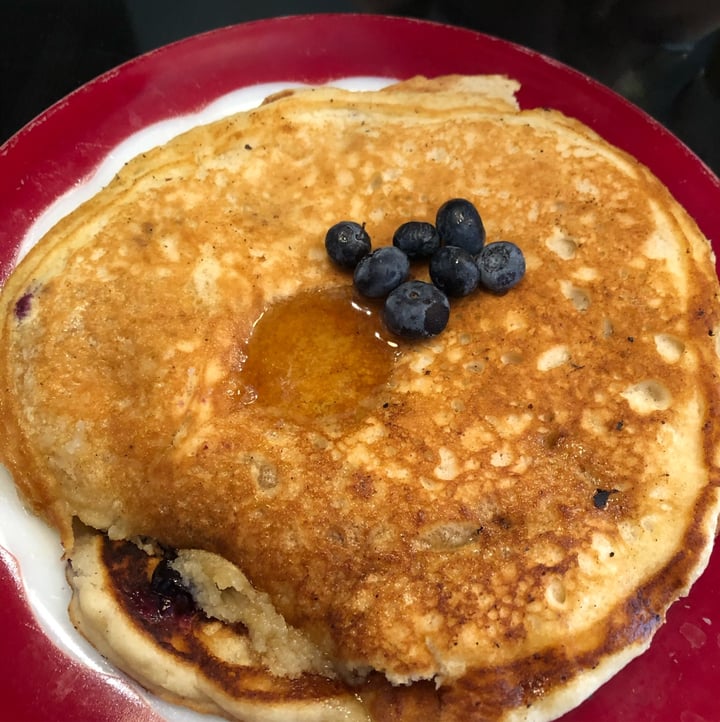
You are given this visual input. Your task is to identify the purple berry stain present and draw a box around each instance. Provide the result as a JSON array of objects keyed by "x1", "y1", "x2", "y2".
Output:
[{"x1": 14, "y1": 291, "x2": 34, "y2": 320}]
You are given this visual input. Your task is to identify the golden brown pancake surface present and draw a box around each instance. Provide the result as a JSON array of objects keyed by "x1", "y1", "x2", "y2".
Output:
[{"x1": 2, "y1": 76, "x2": 720, "y2": 721}]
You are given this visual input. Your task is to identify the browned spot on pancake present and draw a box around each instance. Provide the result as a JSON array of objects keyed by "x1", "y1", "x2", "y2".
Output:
[
  {"x1": 351, "y1": 472, "x2": 376, "y2": 499},
  {"x1": 360, "y1": 674, "x2": 442, "y2": 721}
]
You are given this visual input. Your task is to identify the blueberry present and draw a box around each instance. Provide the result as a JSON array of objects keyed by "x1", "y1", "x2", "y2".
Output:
[
  {"x1": 429, "y1": 245, "x2": 480, "y2": 297},
  {"x1": 150, "y1": 559, "x2": 187, "y2": 598},
  {"x1": 384, "y1": 280, "x2": 450, "y2": 339},
  {"x1": 353, "y1": 246, "x2": 410, "y2": 298},
  {"x1": 14, "y1": 291, "x2": 33, "y2": 320},
  {"x1": 435, "y1": 198, "x2": 485, "y2": 254},
  {"x1": 392, "y1": 221, "x2": 440, "y2": 260},
  {"x1": 325, "y1": 221, "x2": 371, "y2": 269},
  {"x1": 476, "y1": 241, "x2": 526, "y2": 294},
  {"x1": 150, "y1": 559, "x2": 195, "y2": 615}
]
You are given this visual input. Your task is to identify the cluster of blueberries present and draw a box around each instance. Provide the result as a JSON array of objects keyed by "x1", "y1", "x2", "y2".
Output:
[{"x1": 325, "y1": 198, "x2": 526, "y2": 339}]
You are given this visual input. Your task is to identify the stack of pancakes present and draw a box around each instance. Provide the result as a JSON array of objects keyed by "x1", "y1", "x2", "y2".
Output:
[{"x1": 1, "y1": 76, "x2": 719, "y2": 721}]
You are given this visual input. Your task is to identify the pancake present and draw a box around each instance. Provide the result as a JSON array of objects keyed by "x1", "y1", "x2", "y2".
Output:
[
  {"x1": 1, "y1": 75, "x2": 720, "y2": 721},
  {"x1": 67, "y1": 524, "x2": 368, "y2": 721}
]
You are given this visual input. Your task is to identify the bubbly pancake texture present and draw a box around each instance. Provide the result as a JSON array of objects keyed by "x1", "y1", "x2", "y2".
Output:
[{"x1": 2, "y1": 76, "x2": 720, "y2": 721}]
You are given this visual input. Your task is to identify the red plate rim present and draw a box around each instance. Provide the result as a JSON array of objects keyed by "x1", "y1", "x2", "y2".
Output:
[{"x1": 1, "y1": 13, "x2": 719, "y2": 722}]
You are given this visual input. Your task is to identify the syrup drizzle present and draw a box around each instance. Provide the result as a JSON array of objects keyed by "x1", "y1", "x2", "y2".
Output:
[{"x1": 240, "y1": 286, "x2": 397, "y2": 424}]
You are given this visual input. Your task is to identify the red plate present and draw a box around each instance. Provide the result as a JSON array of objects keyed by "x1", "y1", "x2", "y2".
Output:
[{"x1": 1, "y1": 14, "x2": 719, "y2": 722}]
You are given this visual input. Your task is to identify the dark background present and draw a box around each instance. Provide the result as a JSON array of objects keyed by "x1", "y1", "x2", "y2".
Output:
[{"x1": 1, "y1": 0, "x2": 719, "y2": 173}]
